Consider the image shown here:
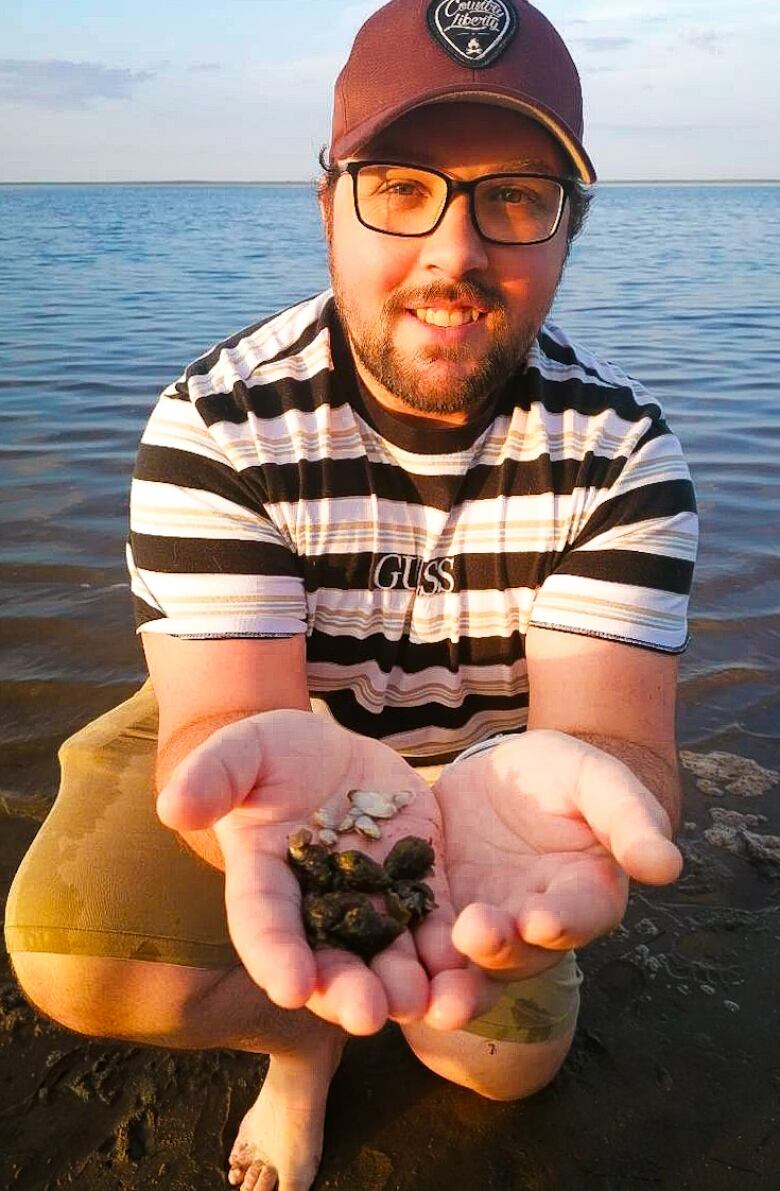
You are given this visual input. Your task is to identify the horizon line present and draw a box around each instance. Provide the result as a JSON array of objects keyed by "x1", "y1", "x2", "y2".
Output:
[{"x1": 1, "y1": 177, "x2": 779, "y2": 187}]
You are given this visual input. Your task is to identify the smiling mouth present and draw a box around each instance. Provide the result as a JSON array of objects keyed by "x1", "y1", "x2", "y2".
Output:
[{"x1": 412, "y1": 307, "x2": 485, "y2": 327}]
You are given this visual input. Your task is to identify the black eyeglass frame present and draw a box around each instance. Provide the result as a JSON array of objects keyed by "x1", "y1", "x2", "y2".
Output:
[{"x1": 341, "y1": 160, "x2": 576, "y2": 246}]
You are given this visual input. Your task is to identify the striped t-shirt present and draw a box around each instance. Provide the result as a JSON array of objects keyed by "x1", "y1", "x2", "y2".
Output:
[{"x1": 128, "y1": 290, "x2": 698, "y2": 765}]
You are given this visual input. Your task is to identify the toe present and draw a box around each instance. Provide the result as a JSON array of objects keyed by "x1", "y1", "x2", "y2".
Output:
[
  {"x1": 257, "y1": 1165, "x2": 280, "y2": 1191},
  {"x1": 241, "y1": 1161, "x2": 278, "y2": 1191}
]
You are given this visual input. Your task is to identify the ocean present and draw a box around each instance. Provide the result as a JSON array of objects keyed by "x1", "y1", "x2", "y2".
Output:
[{"x1": 1, "y1": 182, "x2": 778, "y2": 796}]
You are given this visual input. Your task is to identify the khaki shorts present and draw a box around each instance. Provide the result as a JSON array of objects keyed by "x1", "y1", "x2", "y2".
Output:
[{"x1": 4, "y1": 683, "x2": 581, "y2": 1045}]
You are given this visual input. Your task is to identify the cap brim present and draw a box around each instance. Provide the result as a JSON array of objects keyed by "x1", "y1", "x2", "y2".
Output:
[{"x1": 331, "y1": 86, "x2": 597, "y2": 184}]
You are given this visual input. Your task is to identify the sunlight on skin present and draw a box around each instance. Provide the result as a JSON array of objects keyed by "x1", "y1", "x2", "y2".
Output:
[
  {"x1": 156, "y1": 709, "x2": 484, "y2": 1035},
  {"x1": 157, "y1": 717, "x2": 684, "y2": 1023},
  {"x1": 437, "y1": 731, "x2": 683, "y2": 976}
]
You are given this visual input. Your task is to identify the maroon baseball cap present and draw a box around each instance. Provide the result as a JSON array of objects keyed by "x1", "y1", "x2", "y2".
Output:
[{"x1": 330, "y1": 0, "x2": 596, "y2": 183}]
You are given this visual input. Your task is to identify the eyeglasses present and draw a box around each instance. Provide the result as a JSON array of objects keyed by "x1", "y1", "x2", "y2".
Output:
[{"x1": 342, "y1": 161, "x2": 575, "y2": 246}]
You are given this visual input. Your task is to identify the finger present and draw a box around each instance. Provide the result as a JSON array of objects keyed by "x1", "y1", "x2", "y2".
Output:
[
  {"x1": 217, "y1": 827, "x2": 316, "y2": 1008},
  {"x1": 451, "y1": 902, "x2": 560, "y2": 975},
  {"x1": 516, "y1": 859, "x2": 628, "y2": 949},
  {"x1": 423, "y1": 967, "x2": 484, "y2": 1032},
  {"x1": 157, "y1": 719, "x2": 267, "y2": 831},
  {"x1": 575, "y1": 749, "x2": 683, "y2": 884},
  {"x1": 371, "y1": 935, "x2": 430, "y2": 1023},
  {"x1": 306, "y1": 948, "x2": 389, "y2": 1035},
  {"x1": 413, "y1": 905, "x2": 467, "y2": 977}
]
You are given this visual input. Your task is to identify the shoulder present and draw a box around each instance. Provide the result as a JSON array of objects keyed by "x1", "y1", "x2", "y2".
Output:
[
  {"x1": 529, "y1": 321, "x2": 666, "y2": 430},
  {"x1": 163, "y1": 290, "x2": 336, "y2": 405}
]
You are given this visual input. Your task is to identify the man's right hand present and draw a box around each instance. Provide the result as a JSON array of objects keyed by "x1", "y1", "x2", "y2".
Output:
[{"x1": 156, "y1": 710, "x2": 482, "y2": 1036}]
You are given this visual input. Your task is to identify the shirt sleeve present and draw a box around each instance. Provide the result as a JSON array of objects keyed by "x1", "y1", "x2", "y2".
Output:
[
  {"x1": 528, "y1": 422, "x2": 699, "y2": 654},
  {"x1": 127, "y1": 384, "x2": 308, "y2": 639}
]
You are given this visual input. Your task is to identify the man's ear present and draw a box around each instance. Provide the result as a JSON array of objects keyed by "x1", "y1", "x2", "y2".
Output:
[{"x1": 318, "y1": 181, "x2": 335, "y2": 241}]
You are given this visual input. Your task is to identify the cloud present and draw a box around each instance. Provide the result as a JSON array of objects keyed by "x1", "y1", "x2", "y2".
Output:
[
  {"x1": 595, "y1": 123, "x2": 697, "y2": 133},
  {"x1": 681, "y1": 30, "x2": 725, "y2": 54},
  {"x1": 0, "y1": 59, "x2": 155, "y2": 108},
  {"x1": 572, "y1": 36, "x2": 636, "y2": 51},
  {"x1": 189, "y1": 62, "x2": 223, "y2": 73},
  {"x1": 569, "y1": 2, "x2": 676, "y2": 21}
]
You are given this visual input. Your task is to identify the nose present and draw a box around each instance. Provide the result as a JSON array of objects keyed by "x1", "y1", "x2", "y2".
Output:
[{"x1": 417, "y1": 192, "x2": 490, "y2": 278}]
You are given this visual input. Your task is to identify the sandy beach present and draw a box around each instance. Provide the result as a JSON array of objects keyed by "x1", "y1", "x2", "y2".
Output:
[{"x1": 1, "y1": 741, "x2": 778, "y2": 1191}]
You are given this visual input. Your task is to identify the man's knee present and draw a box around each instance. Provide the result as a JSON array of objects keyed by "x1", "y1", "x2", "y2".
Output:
[
  {"x1": 9, "y1": 950, "x2": 226, "y2": 1044},
  {"x1": 401, "y1": 1020, "x2": 575, "y2": 1102}
]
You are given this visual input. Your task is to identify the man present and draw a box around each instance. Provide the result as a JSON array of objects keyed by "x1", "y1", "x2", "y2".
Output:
[{"x1": 6, "y1": 2, "x2": 698, "y2": 1189}]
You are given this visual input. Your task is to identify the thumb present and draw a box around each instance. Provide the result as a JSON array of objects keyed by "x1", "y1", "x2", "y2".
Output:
[
  {"x1": 156, "y1": 718, "x2": 266, "y2": 831},
  {"x1": 575, "y1": 747, "x2": 682, "y2": 885}
]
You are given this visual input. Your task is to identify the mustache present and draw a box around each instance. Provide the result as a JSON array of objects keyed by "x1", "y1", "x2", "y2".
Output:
[{"x1": 384, "y1": 281, "x2": 505, "y2": 314}]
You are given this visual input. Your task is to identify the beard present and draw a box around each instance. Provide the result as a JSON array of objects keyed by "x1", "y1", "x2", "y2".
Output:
[{"x1": 329, "y1": 256, "x2": 555, "y2": 417}]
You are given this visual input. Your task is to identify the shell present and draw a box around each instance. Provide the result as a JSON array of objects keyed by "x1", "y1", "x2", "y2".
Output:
[
  {"x1": 383, "y1": 836, "x2": 435, "y2": 881},
  {"x1": 384, "y1": 879, "x2": 437, "y2": 928},
  {"x1": 348, "y1": 789, "x2": 398, "y2": 819},
  {"x1": 286, "y1": 830, "x2": 336, "y2": 893},
  {"x1": 312, "y1": 807, "x2": 337, "y2": 830},
  {"x1": 392, "y1": 790, "x2": 416, "y2": 810},
  {"x1": 337, "y1": 811, "x2": 359, "y2": 833},
  {"x1": 331, "y1": 850, "x2": 390, "y2": 892},
  {"x1": 317, "y1": 829, "x2": 339, "y2": 847},
  {"x1": 287, "y1": 828, "x2": 314, "y2": 861},
  {"x1": 354, "y1": 815, "x2": 382, "y2": 840}
]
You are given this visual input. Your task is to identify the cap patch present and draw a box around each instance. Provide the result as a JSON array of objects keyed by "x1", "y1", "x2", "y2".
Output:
[{"x1": 427, "y1": 0, "x2": 518, "y2": 69}]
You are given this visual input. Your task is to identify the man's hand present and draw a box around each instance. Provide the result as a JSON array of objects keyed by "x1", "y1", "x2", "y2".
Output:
[
  {"x1": 433, "y1": 729, "x2": 683, "y2": 980},
  {"x1": 156, "y1": 711, "x2": 481, "y2": 1035}
]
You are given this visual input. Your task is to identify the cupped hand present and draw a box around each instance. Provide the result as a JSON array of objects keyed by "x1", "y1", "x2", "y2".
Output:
[
  {"x1": 156, "y1": 711, "x2": 481, "y2": 1035},
  {"x1": 433, "y1": 730, "x2": 683, "y2": 981}
]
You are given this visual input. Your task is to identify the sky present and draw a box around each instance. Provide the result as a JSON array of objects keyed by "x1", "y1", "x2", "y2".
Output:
[{"x1": 1, "y1": 0, "x2": 778, "y2": 182}]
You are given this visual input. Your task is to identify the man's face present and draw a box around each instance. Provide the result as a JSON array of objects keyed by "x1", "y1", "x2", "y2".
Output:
[{"x1": 325, "y1": 103, "x2": 572, "y2": 420}]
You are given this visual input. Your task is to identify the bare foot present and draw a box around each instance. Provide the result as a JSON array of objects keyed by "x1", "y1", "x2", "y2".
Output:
[{"x1": 228, "y1": 1031, "x2": 346, "y2": 1191}]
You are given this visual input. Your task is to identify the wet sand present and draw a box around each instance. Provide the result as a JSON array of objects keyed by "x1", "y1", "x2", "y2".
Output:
[{"x1": 1, "y1": 746, "x2": 778, "y2": 1191}]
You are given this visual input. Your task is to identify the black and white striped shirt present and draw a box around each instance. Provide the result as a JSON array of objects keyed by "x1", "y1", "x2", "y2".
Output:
[{"x1": 128, "y1": 291, "x2": 698, "y2": 764}]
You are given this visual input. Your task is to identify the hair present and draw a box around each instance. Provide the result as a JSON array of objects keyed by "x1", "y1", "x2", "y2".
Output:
[{"x1": 317, "y1": 145, "x2": 594, "y2": 246}]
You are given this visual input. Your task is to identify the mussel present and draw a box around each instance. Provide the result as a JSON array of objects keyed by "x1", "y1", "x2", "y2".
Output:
[{"x1": 287, "y1": 830, "x2": 437, "y2": 960}]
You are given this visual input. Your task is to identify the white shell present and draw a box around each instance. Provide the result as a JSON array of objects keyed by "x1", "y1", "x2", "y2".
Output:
[
  {"x1": 317, "y1": 829, "x2": 339, "y2": 847},
  {"x1": 349, "y1": 789, "x2": 398, "y2": 819},
  {"x1": 354, "y1": 815, "x2": 382, "y2": 840},
  {"x1": 392, "y1": 790, "x2": 416, "y2": 809},
  {"x1": 312, "y1": 808, "x2": 337, "y2": 830},
  {"x1": 337, "y1": 811, "x2": 359, "y2": 832}
]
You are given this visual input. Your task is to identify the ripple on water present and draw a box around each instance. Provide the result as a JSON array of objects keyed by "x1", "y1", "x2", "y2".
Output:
[{"x1": 0, "y1": 182, "x2": 778, "y2": 766}]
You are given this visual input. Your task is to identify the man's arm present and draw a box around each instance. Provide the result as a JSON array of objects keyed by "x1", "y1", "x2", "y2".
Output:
[
  {"x1": 144, "y1": 632, "x2": 312, "y2": 868},
  {"x1": 524, "y1": 625, "x2": 682, "y2": 832}
]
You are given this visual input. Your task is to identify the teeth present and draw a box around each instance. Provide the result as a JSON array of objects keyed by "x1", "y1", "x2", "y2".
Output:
[{"x1": 415, "y1": 308, "x2": 481, "y2": 327}]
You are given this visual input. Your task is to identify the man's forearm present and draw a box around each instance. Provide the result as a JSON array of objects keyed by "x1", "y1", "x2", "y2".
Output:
[{"x1": 567, "y1": 732, "x2": 683, "y2": 835}]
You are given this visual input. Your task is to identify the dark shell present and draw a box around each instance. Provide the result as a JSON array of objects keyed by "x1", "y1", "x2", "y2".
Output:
[
  {"x1": 288, "y1": 828, "x2": 315, "y2": 861},
  {"x1": 383, "y1": 836, "x2": 435, "y2": 881},
  {"x1": 287, "y1": 829, "x2": 336, "y2": 893},
  {"x1": 302, "y1": 891, "x2": 404, "y2": 959},
  {"x1": 328, "y1": 903, "x2": 405, "y2": 960},
  {"x1": 302, "y1": 892, "x2": 368, "y2": 946},
  {"x1": 331, "y1": 849, "x2": 390, "y2": 892},
  {"x1": 384, "y1": 879, "x2": 437, "y2": 928}
]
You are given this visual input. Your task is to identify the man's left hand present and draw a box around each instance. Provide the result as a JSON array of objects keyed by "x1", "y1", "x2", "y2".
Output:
[{"x1": 433, "y1": 730, "x2": 682, "y2": 980}]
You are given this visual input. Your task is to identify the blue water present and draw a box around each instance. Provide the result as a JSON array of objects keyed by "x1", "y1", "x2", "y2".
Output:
[{"x1": 1, "y1": 183, "x2": 778, "y2": 790}]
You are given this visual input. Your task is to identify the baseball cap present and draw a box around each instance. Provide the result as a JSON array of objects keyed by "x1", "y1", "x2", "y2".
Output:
[{"x1": 330, "y1": 0, "x2": 596, "y2": 184}]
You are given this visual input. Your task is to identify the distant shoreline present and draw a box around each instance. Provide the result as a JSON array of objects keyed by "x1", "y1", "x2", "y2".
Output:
[{"x1": 1, "y1": 178, "x2": 779, "y2": 187}]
